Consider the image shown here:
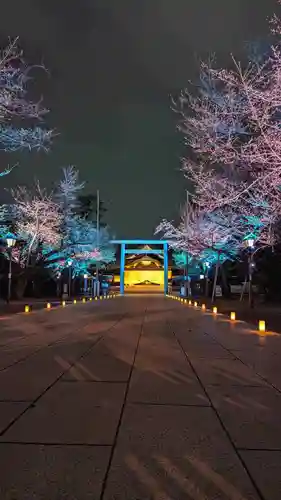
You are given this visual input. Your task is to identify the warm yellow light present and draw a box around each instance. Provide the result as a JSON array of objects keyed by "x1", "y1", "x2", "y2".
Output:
[
  {"x1": 194, "y1": 301, "x2": 198, "y2": 307},
  {"x1": 202, "y1": 304, "x2": 206, "y2": 311},
  {"x1": 188, "y1": 300, "x2": 192, "y2": 305},
  {"x1": 46, "y1": 302, "x2": 51, "y2": 309},
  {"x1": 259, "y1": 320, "x2": 266, "y2": 332},
  {"x1": 181, "y1": 298, "x2": 184, "y2": 302},
  {"x1": 213, "y1": 306, "x2": 217, "y2": 314},
  {"x1": 73, "y1": 299, "x2": 77, "y2": 304},
  {"x1": 62, "y1": 300, "x2": 66, "y2": 307},
  {"x1": 95, "y1": 297, "x2": 98, "y2": 300},
  {"x1": 24, "y1": 305, "x2": 30, "y2": 313},
  {"x1": 82, "y1": 297, "x2": 86, "y2": 303},
  {"x1": 89, "y1": 297, "x2": 92, "y2": 301},
  {"x1": 230, "y1": 311, "x2": 236, "y2": 321},
  {"x1": 184, "y1": 299, "x2": 187, "y2": 304}
]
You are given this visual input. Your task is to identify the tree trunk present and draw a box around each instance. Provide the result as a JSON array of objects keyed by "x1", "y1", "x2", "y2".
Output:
[
  {"x1": 220, "y1": 264, "x2": 229, "y2": 297},
  {"x1": 14, "y1": 276, "x2": 28, "y2": 299}
]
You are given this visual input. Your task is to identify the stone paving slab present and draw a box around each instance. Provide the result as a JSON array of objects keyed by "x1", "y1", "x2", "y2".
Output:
[
  {"x1": 103, "y1": 404, "x2": 259, "y2": 500},
  {"x1": 63, "y1": 325, "x2": 139, "y2": 382},
  {"x1": 44, "y1": 338, "x2": 98, "y2": 364},
  {"x1": 0, "y1": 443, "x2": 111, "y2": 500},
  {"x1": 0, "y1": 402, "x2": 29, "y2": 434},
  {"x1": 206, "y1": 385, "x2": 281, "y2": 449},
  {"x1": 0, "y1": 352, "x2": 67, "y2": 401},
  {"x1": 0, "y1": 345, "x2": 40, "y2": 371},
  {"x1": 1, "y1": 381, "x2": 126, "y2": 445},
  {"x1": 230, "y1": 346, "x2": 278, "y2": 367},
  {"x1": 240, "y1": 450, "x2": 281, "y2": 500},
  {"x1": 181, "y1": 342, "x2": 236, "y2": 359},
  {"x1": 64, "y1": 343, "x2": 134, "y2": 382},
  {"x1": 191, "y1": 358, "x2": 268, "y2": 387},
  {"x1": 128, "y1": 368, "x2": 210, "y2": 406},
  {"x1": 128, "y1": 327, "x2": 210, "y2": 405}
]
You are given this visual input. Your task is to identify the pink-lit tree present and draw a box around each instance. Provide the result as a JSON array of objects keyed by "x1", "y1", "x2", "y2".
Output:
[
  {"x1": 11, "y1": 183, "x2": 62, "y2": 267},
  {"x1": 175, "y1": 6, "x2": 281, "y2": 246},
  {"x1": 156, "y1": 197, "x2": 242, "y2": 299},
  {"x1": 156, "y1": 4, "x2": 281, "y2": 300},
  {"x1": 0, "y1": 38, "x2": 53, "y2": 178}
]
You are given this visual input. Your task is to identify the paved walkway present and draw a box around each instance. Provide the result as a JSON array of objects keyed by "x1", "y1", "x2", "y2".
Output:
[{"x1": 0, "y1": 295, "x2": 280, "y2": 499}]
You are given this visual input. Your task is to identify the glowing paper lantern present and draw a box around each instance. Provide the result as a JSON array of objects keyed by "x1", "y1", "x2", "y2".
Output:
[
  {"x1": 230, "y1": 312, "x2": 236, "y2": 321},
  {"x1": 259, "y1": 320, "x2": 266, "y2": 332},
  {"x1": 213, "y1": 307, "x2": 217, "y2": 315}
]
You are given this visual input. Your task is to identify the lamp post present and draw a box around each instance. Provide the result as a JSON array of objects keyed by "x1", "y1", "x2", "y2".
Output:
[
  {"x1": 96, "y1": 189, "x2": 100, "y2": 298},
  {"x1": 204, "y1": 261, "x2": 210, "y2": 297},
  {"x1": 244, "y1": 234, "x2": 255, "y2": 308},
  {"x1": 5, "y1": 233, "x2": 16, "y2": 303},
  {"x1": 83, "y1": 273, "x2": 88, "y2": 295},
  {"x1": 67, "y1": 259, "x2": 73, "y2": 298}
]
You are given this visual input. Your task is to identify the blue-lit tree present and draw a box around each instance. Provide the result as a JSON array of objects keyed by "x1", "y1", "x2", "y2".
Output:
[
  {"x1": 156, "y1": 198, "x2": 241, "y2": 299},
  {"x1": 45, "y1": 166, "x2": 115, "y2": 286}
]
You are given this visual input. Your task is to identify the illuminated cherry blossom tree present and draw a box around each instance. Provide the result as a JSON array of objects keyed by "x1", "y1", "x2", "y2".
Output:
[
  {"x1": 157, "y1": 2, "x2": 281, "y2": 289},
  {"x1": 56, "y1": 166, "x2": 85, "y2": 216},
  {"x1": 45, "y1": 166, "x2": 115, "y2": 279},
  {"x1": 0, "y1": 38, "x2": 52, "y2": 178},
  {"x1": 175, "y1": 6, "x2": 281, "y2": 247},
  {"x1": 10, "y1": 183, "x2": 62, "y2": 267}
]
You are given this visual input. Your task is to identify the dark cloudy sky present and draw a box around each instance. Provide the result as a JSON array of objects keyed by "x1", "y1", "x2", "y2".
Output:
[{"x1": 0, "y1": 0, "x2": 277, "y2": 238}]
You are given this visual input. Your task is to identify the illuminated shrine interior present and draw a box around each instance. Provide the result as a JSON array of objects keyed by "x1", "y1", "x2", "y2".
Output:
[{"x1": 113, "y1": 245, "x2": 172, "y2": 289}]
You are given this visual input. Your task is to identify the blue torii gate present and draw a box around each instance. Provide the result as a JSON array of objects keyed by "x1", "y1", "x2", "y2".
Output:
[{"x1": 110, "y1": 240, "x2": 169, "y2": 295}]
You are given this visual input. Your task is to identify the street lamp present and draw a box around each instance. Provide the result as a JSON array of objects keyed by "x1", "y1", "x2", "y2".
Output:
[
  {"x1": 204, "y1": 261, "x2": 210, "y2": 297},
  {"x1": 67, "y1": 259, "x2": 73, "y2": 298},
  {"x1": 5, "y1": 232, "x2": 16, "y2": 303},
  {"x1": 244, "y1": 234, "x2": 256, "y2": 308},
  {"x1": 83, "y1": 273, "x2": 88, "y2": 295}
]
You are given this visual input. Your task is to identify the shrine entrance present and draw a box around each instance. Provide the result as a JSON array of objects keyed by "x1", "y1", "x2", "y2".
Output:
[{"x1": 110, "y1": 240, "x2": 169, "y2": 295}]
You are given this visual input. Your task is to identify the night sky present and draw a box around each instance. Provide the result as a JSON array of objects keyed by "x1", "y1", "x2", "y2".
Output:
[{"x1": 0, "y1": 0, "x2": 276, "y2": 238}]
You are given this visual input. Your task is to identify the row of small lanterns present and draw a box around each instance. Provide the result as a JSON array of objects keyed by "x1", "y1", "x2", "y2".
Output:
[
  {"x1": 24, "y1": 294, "x2": 118, "y2": 314},
  {"x1": 167, "y1": 294, "x2": 266, "y2": 333}
]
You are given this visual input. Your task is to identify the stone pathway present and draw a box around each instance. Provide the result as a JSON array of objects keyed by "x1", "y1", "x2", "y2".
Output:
[{"x1": 0, "y1": 295, "x2": 280, "y2": 499}]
